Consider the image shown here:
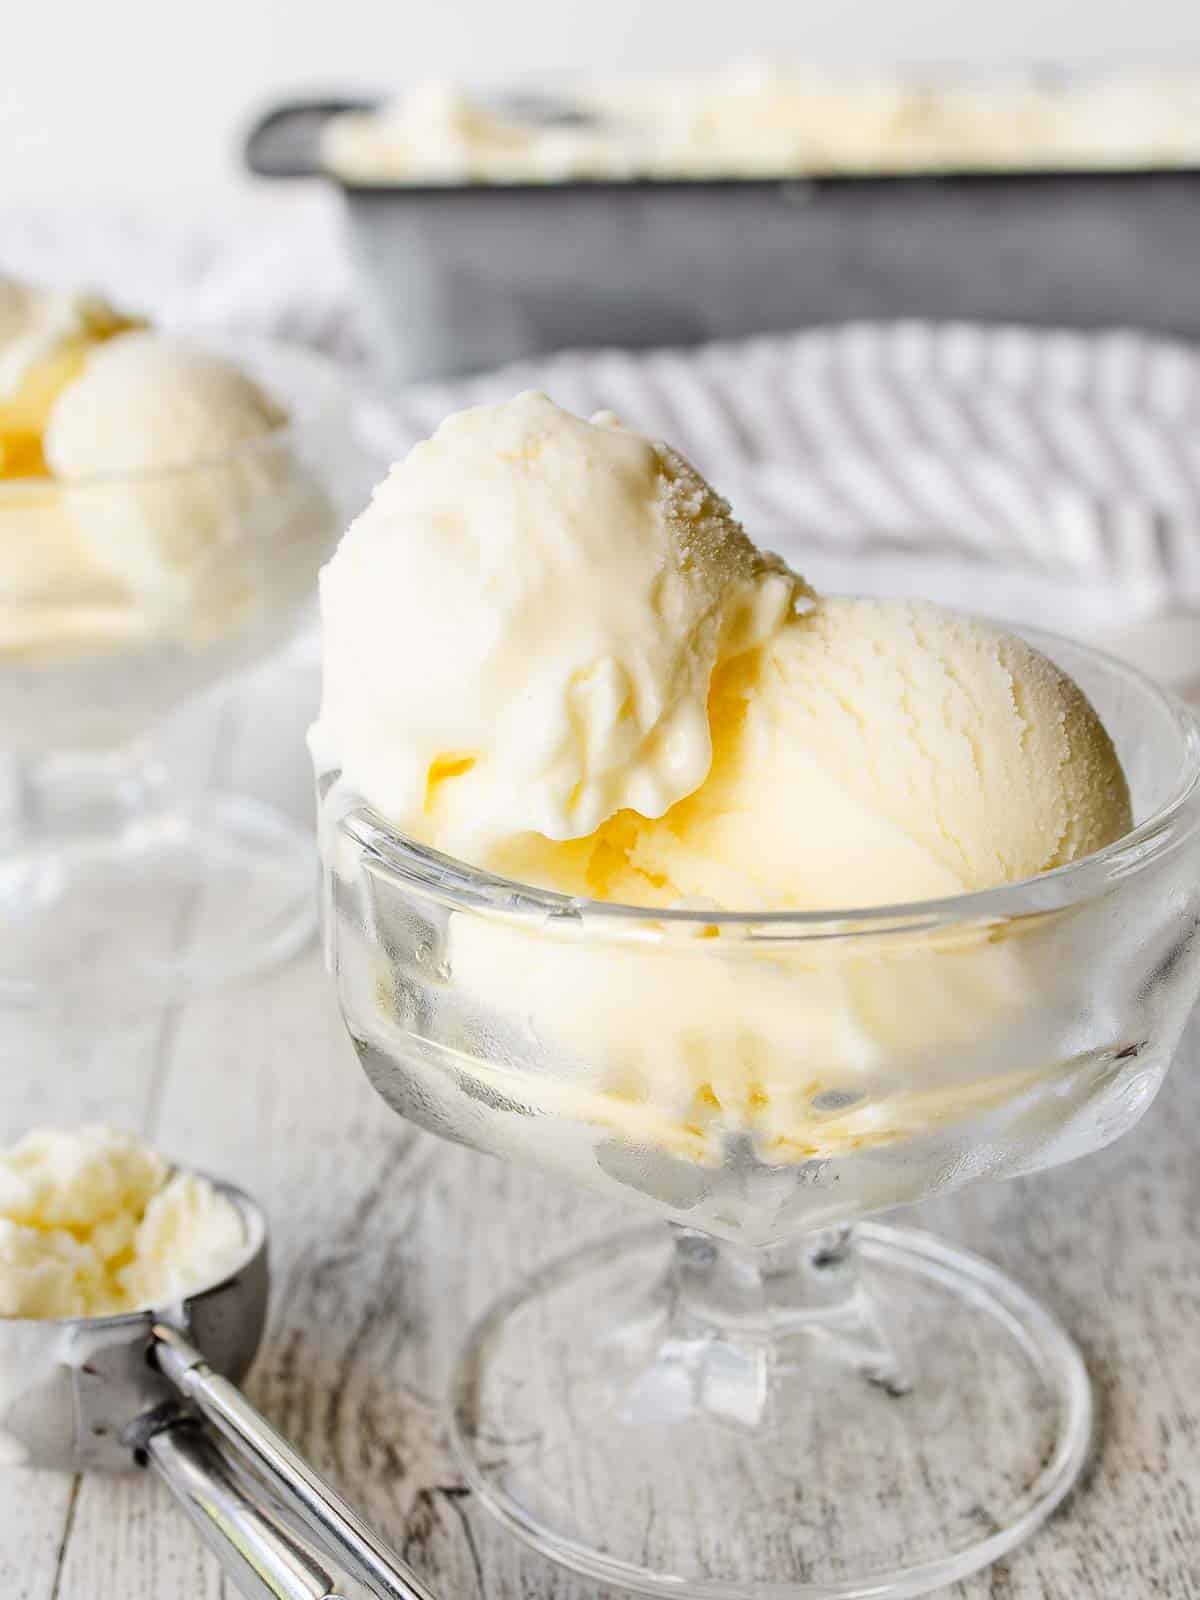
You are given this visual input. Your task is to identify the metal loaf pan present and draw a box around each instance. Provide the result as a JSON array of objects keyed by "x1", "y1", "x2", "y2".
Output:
[{"x1": 247, "y1": 97, "x2": 1200, "y2": 385}]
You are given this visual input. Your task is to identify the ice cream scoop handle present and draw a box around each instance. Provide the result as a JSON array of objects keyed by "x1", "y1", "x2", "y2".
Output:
[
  {"x1": 154, "y1": 1324, "x2": 438, "y2": 1600},
  {"x1": 145, "y1": 1420, "x2": 349, "y2": 1600}
]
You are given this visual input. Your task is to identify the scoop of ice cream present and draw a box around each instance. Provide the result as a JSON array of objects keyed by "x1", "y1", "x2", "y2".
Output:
[
  {"x1": 40, "y1": 331, "x2": 292, "y2": 628},
  {"x1": 501, "y1": 596, "x2": 1132, "y2": 909},
  {"x1": 0, "y1": 275, "x2": 137, "y2": 479},
  {"x1": 44, "y1": 330, "x2": 285, "y2": 480},
  {"x1": 0, "y1": 1125, "x2": 245, "y2": 1319},
  {"x1": 312, "y1": 391, "x2": 804, "y2": 856}
]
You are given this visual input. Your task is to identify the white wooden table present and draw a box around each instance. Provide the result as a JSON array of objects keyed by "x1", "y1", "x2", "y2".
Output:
[{"x1": 3, "y1": 641, "x2": 1199, "y2": 1600}]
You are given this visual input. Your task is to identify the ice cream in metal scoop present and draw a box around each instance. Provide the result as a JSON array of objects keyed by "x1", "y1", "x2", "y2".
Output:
[{"x1": 0, "y1": 1127, "x2": 436, "y2": 1600}]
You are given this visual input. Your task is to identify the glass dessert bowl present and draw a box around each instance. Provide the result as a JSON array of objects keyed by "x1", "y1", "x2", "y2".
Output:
[
  {"x1": 320, "y1": 629, "x2": 1200, "y2": 1599},
  {"x1": 0, "y1": 337, "x2": 373, "y2": 1011}
]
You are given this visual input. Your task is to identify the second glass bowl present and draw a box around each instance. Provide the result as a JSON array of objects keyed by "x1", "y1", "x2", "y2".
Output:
[{"x1": 0, "y1": 337, "x2": 376, "y2": 1011}]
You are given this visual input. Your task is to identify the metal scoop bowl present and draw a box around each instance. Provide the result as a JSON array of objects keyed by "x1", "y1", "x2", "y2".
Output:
[{"x1": 0, "y1": 1176, "x2": 435, "y2": 1600}]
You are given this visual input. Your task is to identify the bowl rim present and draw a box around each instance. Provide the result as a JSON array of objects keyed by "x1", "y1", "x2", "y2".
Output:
[{"x1": 325, "y1": 626, "x2": 1200, "y2": 940}]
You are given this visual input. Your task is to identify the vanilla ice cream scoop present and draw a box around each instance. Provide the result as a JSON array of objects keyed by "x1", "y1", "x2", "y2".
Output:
[
  {"x1": 28, "y1": 329, "x2": 310, "y2": 639},
  {"x1": 317, "y1": 393, "x2": 1128, "y2": 901},
  {"x1": 0, "y1": 285, "x2": 315, "y2": 661},
  {"x1": 312, "y1": 391, "x2": 804, "y2": 856},
  {"x1": 0, "y1": 275, "x2": 137, "y2": 479},
  {"x1": 43, "y1": 330, "x2": 285, "y2": 480},
  {"x1": 502, "y1": 596, "x2": 1132, "y2": 909},
  {"x1": 0, "y1": 1126, "x2": 246, "y2": 1319}
]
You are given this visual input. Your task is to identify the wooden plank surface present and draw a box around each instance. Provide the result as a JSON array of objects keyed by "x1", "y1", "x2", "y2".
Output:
[{"x1": 3, "y1": 641, "x2": 1199, "y2": 1600}]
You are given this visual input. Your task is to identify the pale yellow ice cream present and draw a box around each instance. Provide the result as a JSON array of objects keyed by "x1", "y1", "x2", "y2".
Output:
[
  {"x1": 312, "y1": 390, "x2": 804, "y2": 860},
  {"x1": 438, "y1": 900, "x2": 1040, "y2": 1168},
  {"x1": 323, "y1": 80, "x2": 638, "y2": 186},
  {"x1": 0, "y1": 484, "x2": 137, "y2": 655},
  {"x1": 316, "y1": 394, "x2": 1132, "y2": 1181},
  {"x1": 0, "y1": 1126, "x2": 246, "y2": 1319},
  {"x1": 323, "y1": 66, "x2": 1200, "y2": 186},
  {"x1": 0, "y1": 277, "x2": 314, "y2": 661},
  {"x1": 441, "y1": 597, "x2": 1131, "y2": 1165},
  {"x1": 0, "y1": 275, "x2": 138, "y2": 480},
  {"x1": 44, "y1": 329, "x2": 285, "y2": 480},
  {"x1": 316, "y1": 393, "x2": 1129, "y2": 896},
  {"x1": 43, "y1": 329, "x2": 289, "y2": 628},
  {"x1": 462, "y1": 613, "x2": 1126, "y2": 1169},
  {"x1": 498, "y1": 595, "x2": 1131, "y2": 909}
]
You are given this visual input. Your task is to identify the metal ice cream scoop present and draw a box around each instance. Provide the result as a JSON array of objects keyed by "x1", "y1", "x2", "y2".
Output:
[{"x1": 0, "y1": 1176, "x2": 436, "y2": 1600}]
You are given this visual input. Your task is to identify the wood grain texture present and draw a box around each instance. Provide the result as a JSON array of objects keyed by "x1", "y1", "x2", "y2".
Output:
[{"x1": 3, "y1": 643, "x2": 1199, "y2": 1600}]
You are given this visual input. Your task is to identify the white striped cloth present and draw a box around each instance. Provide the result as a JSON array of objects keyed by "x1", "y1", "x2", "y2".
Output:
[{"x1": 390, "y1": 321, "x2": 1200, "y2": 635}]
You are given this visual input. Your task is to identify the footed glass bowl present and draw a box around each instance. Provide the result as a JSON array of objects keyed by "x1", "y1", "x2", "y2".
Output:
[
  {"x1": 319, "y1": 631, "x2": 1200, "y2": 1598},
  {"x1": 0, "y1": 338, "x2": 375, "y2": 1011}
]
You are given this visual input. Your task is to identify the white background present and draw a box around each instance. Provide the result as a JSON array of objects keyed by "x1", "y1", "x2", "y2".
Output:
[{"x1": 6, "y1": 0, "x2": 1200, "y2": 211}]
